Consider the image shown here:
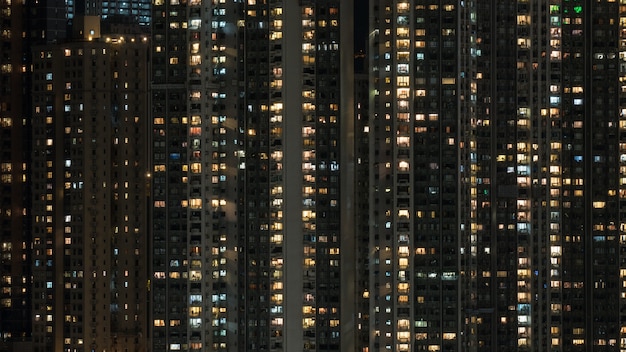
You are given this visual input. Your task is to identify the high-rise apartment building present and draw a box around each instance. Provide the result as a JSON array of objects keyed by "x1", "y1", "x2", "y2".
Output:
[
  {"x1": 2, "y1": 2, "x2": 148, "y2": 350},
  {"x1": 0, "y1": 0, "x2": 72, "y2": 349},
  {"x1": 365, "y1": 0, "x2": 626, "y2": 351},
  {"x1": 69, "y1": 0, "x2": 151, "y2": 27},
  {"x1": 0, "y1": 1, "x2": 33, "y2": 350},
  {"x1": 30, "y1": 20, "x2": 150, "y2": 352},
  {"x1": 354, "y1": 65, "x2": 372, "y2": 351},
  {"x1": 367, "y1": 1, "x2": 461, "y2": 350},
  {"x1": 25, "y1": 0, "x2": 70, "y2": 44},
  {"x1": 150, "y1": 0, "x2": 353, "y2": 351}
]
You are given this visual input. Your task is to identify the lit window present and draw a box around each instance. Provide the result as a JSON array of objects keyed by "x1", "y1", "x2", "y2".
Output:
[{"x1": 396, "y1": 76, "x2": 409, "y2": 86}]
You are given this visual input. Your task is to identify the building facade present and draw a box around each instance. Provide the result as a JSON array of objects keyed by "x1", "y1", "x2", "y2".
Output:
[
  {"x1": 30, "y1": 24, "x2": 150, "y2": 352},
  {"x1": 1, "y1": 1, "x2": 147, "y2": 350},
  {"x1": 9, "y1": 1, "x2": 626, "y2": 351},
  {"x1": 367, "y1": 1, "x2": 462, "y2": 350},
  {"x1": 0, "y1": 0, "x2": 71, "y2": 349},
  {"x1": 0, "y1": 0, "x2": 32, "y2": 349},
  {"x1": 69, "y1": 0, "x2": 151, "y2": 27},
  {"x1": 366, "y1": 0, "x2": 626, "y2": 351},
  {"x1": 150, "y1": 0, "x2": 354, "y2": 351}
]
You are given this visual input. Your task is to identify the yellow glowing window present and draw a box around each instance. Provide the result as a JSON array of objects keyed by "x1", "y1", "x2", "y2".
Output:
[
  {"x1": 397, "y1": 51, "x2": 410, "y2": 61},
  {"x1": 396, "y1": 39, "x2": 410, "y2": 49},
  {"x1": 397, "y1": 76, "x2": 409, "y2": 86},
  {"x1": 395, "y1": 28, "x2": 410, "y2": 38},
  {"x1": 396, "y1": 2, "x2": 409, "y2": 12},
  {"x1": 190, "y1": 55, "x2": 201, "y2": 65},
  {"x1": 189, "y1": 198, "x2": 202, "y2": 209},
  {"x1": 398, "y1": 258, "x2": 409, "y2": 269},
  {"x1": 189, "y1": 307, "x2": 202, "y2": 317},
  {"x1": 398, "y1": 246, "x2": 409, "y2": 256},
  {"x1": 397, "y1": 331, "x2": 410, "y2": 340}
]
